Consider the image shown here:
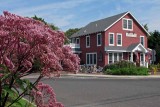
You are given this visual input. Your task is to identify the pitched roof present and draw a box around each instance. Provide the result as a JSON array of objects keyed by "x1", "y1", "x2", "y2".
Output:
[
  {"x1": 71, "y1": 12, "x2": 128, "y2": 38},
  {"x1": 71, "y1": 11, "x2": 150, "y2": 38},
  {"x1": 105, "y1": 46, "x2": 127, "y2": 52},
  {"x1": 127, "y1": 43, "x2": 139, "y2": 51}
]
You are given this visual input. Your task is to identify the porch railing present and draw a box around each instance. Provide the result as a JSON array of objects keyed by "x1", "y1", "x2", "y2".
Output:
[
  {"x1": 65, "y1": 43, "x2": 80, "y2": 48},
  {"x1": 140, "y1": 61, "x2": 148, "y2": 68}
]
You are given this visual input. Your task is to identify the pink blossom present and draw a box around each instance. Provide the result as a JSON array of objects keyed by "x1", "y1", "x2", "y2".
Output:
[
  {"x1": 3, "y1": 55, "x2": 15, "y2": 70},
  {"x1": 0, "y1": 11, "x2": 80, "y2": 106},
  {"x1": 0, "y1": 73, "x2": 3, "y2": 77},
  {"x1": 32, "y1": 82, "x2": 64, "y2": 107}
]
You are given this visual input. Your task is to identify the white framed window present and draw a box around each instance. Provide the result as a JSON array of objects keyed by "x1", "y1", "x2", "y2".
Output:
[
  {"x1": 76, "y1": 38, "x2": 80, "y2": 44},
  {"x1": 71, "y1": 38, "x2": 75, "y2": 43},
  {"x1": 123, "y1": 18, "x2": 133, "y2": 30},
  {"x1": 108, "y1": 53, "x2": 123, "y2": 64},
  {"x1": 140, "y1": 36, "x2": 145, "y2": 46},
  {"x1": 86, "y1": 35, "x2": 90, "y2": 48},
  {"x1": 117, "y1": 33, "x2": 122, "y2": 46},
  {"x1": 109, "y1": 33, "x2": 114, "y2": 46},
  {"x1": 86, "y1": 53, "x2": 97, "y2": 65},
  {"x1": 97, "y1": 33, "x2": 102, "y2": 46}
]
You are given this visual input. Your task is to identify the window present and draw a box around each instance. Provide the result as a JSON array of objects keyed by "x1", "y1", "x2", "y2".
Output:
[
  {"x1": 86, "y1": 53, "x2": 97, "y2": 65},
  {"x1": 86, "y1": 36, "x2": 90, "y2": 48},
  {"x1": 123, "y1": 18, "x2": 133, "y2": 30},
  {"x1": 109, "y1": 53, "x2": 112, "y2": 64},
  {"x1": 140, "y1": 36, "x2": 144, "y2": 46},
  {"x1": 128, "y1": 20, "x2": 132, "y2": 29},
  {"x1": 114, "y1": 53, "x2": 118, "y2": 63},
  {"x1": 71, "y1": 38, "x2": 75, "y2": 43},
  {"x1": 119, "y1": 53, "x2": 123, "y2": 61},
  {"x1": 123, "y1": 19, "x2": 127, "y2": 29},
  {"x1": 108, "y1": 53, "x2": 123, "y2": 64},
  {"x1": 76, "y1": 38, "x2": 80, "y2": 44},
  {"x1": 97, "y1": 33, "x2": 102, "y2": 46},
  {"x1": 109, "y1": 33, "x2": 114, "y2": 46},
  {"x1": 117, "y1": 33, "x2": 122, "y2": 46}
]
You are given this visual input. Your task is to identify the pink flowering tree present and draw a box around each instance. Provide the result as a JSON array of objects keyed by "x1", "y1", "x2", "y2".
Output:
[{"x1": 0, "y1": 11, "x2": 80, "y2": 107}]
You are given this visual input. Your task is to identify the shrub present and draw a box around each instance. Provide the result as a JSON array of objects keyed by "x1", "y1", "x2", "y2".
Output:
[
  {"x1": 103, "y1": 60, "x2": 136, "y2": 71},
  {"x1": 104, "y1": 67, "x2": 148, "y2": 75}
]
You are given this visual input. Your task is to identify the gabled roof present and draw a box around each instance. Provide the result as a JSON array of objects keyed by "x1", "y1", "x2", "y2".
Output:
[
  {"x1": 71, "y1": 11, "x2": 150, "y2": 38},
  {"x1": 127, "y1": 43, "x2": 139, "y2": 51}
]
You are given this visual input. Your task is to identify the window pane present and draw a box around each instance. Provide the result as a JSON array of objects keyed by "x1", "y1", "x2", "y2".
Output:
[
  {"x1": 109, "y1": 53, "x2": 112, "y2": 64},
  {"x1": 86, "y1": 36, "x2": 90, "y2": 47},
  {"x1": 114, "y1": 53, "x2": 117, "y2": 63},
  {"x1": 140, "y1": 37, "x2": 144, "y2": 45},
  {"x1": 76, "y1": 38, "x2": 79, "y2": 44},
  {"x1": 119, "y1": 53, "x2": 122, "y2": 61},
  {"x1": 94, "y1": 54, "x2": 96, "y2": 64},
  {"x1": 123, "y1": 19, "x2": 127, "y2": 29},
  {"x1": 97, "y1": 34, "x2": 102, "y2": 45},
  {"x1": 87, "y1": 54, "x2": 89, "y2": 64},
  {"x1": 117, "y1": 34, "x2": 121, "y2": 45},
  {"x1": 109, "y1": 34, "x2": 113, "y2": 44},
  {"x1": 90, "y1": 54, "x2": 92, "y2": 64},
  {"x1": 128, "y1": 20, "x2": 132, "y2": 29}
]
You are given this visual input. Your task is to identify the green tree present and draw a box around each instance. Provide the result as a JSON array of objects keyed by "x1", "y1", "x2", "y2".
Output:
[
  {"x1": 143, "y1": 24, "x2": 149, "y2": 31},
  {"x1": 32, "y1": 15, "x2": 59, "y2": 30},
  {"x1": 148, "y1": 30, "x2": 160, "y2": 63},
  {"x1": 65, "y1": 28, "x2": 81, "y2": 44}
]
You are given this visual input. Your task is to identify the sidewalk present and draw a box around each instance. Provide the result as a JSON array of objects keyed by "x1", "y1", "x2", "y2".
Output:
[{"x1": 23, "y1": 72, "x2": 160, "y2": 79}]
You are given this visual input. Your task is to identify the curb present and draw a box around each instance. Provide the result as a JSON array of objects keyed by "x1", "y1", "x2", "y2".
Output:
[
  {"x1": 23, "y1": 73, "x2": 160, "y2": 79},
  {"x1": 61, "y1": 74, "x2": 160, "y2": 79}
]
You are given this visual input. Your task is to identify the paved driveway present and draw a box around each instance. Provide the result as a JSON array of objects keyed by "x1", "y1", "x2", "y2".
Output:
[{"x1": 36, "y1": 78, "x2": 160, "y2": 107}]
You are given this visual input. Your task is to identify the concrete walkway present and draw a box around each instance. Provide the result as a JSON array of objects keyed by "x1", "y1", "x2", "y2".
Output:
[{"x1": 23, "y1": 72, "x2": 160, "y2": 79}]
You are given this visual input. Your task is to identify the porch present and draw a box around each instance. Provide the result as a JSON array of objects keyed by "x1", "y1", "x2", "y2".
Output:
[{"x1": 105, "y1": 43, "x2": 149, "y2": 68}]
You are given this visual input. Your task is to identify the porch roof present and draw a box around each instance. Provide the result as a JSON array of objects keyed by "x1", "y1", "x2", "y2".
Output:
[{"x1": 105, "y1": 43, "x2": 148, "y2": 53}]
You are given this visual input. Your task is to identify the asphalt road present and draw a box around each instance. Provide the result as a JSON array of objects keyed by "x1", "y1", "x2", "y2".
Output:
[{"x1": 33, "y1": 77, "x2": 160, "y2": 107}]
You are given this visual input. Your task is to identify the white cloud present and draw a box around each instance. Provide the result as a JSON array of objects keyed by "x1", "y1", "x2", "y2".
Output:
[
  {"x1": 11, "y1": 0, "x2": 93, "y2": 16},
  {"x1": 1, "y1": 0, "x2": 160, "y2": 31}
]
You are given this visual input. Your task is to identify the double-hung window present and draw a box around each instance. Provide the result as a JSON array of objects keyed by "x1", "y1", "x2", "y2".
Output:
[
  {"x1": 86, "y1": 36, "x2": 90, "y2": 48},
  {"x1": 117, "y1": 33, "x2": 122, "y2": 46},
  {"x1": 109, "y1": 33, "x2": 114, "y2": 46},
  {"x1": 97, "y1": 33, "x2": 102, "y2": 46},
  {"x1": 123, "y1": 18, "x2": 133, "y2": 30},
  {"x1": 140, "y1": 36, "x2": 145, "y2": 46}
]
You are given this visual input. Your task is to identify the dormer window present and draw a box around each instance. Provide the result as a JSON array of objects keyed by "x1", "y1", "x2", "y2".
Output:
[{"x1": 123, "y1": 18, "x2": 133, "y2": 30}]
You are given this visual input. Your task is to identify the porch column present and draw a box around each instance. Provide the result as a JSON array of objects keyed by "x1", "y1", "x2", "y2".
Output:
[
  {"x1": 130, "y1": 52, "x2": 133, "y2": 62},
  {"x1": 143, "y1": 53, "x2": 145, "y2": 66}
]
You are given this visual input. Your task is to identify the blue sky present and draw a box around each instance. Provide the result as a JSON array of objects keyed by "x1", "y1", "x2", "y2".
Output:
[{"x1": 0, "y1": 0, "x2": 159, "y2": 32}]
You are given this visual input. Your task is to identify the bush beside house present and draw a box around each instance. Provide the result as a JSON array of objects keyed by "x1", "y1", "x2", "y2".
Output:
[{"x1": 103, "y1": 60, "x2": 149, "y2": 75}]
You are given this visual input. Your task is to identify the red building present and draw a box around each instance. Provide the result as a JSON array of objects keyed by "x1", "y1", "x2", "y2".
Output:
[{"x1": 70, "y1": 12, "x2": 151, "y2": 67}]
